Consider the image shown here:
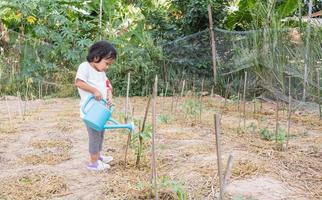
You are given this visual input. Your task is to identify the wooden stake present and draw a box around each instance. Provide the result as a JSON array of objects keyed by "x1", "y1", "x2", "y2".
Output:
[
  {"x1": 171, "y1": 88, "x2": 175, "y2": 113},
  {"x1": 223, "y1": 155, "x2": 233, "y2": 187},
  {"x1": 17, "y1": 92, "x2": 23, "y2": 120},
  {"x1": 38, "y1": 80, "x2": 41, "y2": 99},
  {"x1": 303, "y1": 0, "x2": 313, "y2": 102},
  {"x1": 124, "y1": 72, "x2": 131, "y2": 165},
  {"x1": 208, "y1": 5, "x2": 217, "y2": 82},
  {"x1": 275, "y1": 93, "x2": 279, "y2": 143},
  {"x1": 181, "y1": 80, "x2": 185, "y2": 97},
  {"x1": 5, "y1": 96, "x2": 13, "y2": 128},
  {"x1": 253, "y1": 94, "x2": 256, "y2": 117},
  {"x1": 317, "y1": 68, "x2": 321, "y2": 119},
  {"x1": 238, "y1": 91, "x2": 241, "y2": 130},
  {"x1": 214, "y1": 114, "x2": 224, "y2": 200},
  {"x1": 99, "y1": 0, "x2": 103, "y2": 40},
  {"x1": 286, "y1": 77, "x2": 291, "y2": 150},
  {"x1": 243, "y1": 72, "x2": 247, "y2": 130},
  {"x1": 199, "y1": 78, "x2": 204, "y2": 121},
  {"x1": 152, "y1": 75, "x2": 158, "y2": 200},
  {"x1": 165, "y1": 81, "x2": 168, "y2": 97},
  {"x1": 211, "y1": 85, "x2": 214, "y2": 98}
]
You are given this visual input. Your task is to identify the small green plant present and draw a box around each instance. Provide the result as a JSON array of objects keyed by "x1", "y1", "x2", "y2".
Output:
[
  {"x1": 229, "y1": 94, "x2": 239, "y2": 101},
  {"x1": 260, "y1": 128, "x2": 273, "y2": 141},
  {"x1": 247, "y1": 122, "x2": 257, "y2": 134},
  {"x1": 161, "y1": 176, "x2": 186, "y2": 200},
  {"x1": 233, "y1": 196, "x2": 258, "y2": 200},
  {"x1": 157, "y1": 114, "x2": 173, "y2": 124},
  {"x1": 130, "y1": 123, "x2": 152, "y2": 166},
  {"x1": 180, "y1": 99, "x2": 201, "y2": 119},
  {"x1": 260, "y1": 127, "x2": 286, "y2": 142}
]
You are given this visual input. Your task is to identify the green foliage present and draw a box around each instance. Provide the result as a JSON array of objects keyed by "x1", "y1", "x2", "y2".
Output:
[
  {"x1": 161, "y1": 176, "x2": 187, "y2": 200},
  {"x1": 224, "y1": 0, "x2": 300, "y2": 30},
  {"x1": 130, "y1": 123, "x2": 152, "y2": 156},
  {"x1": 141, "y1": 0, "x2": 227, "y2": 41},
  {"x1": 180, "y1": 99, "x2": 201, "y2": 119},
  {"x1": 259, "y1": 127, "x2": 285, "y2": 142},
  {"x1": 157, "y1": 114, "x2": 173, "y2": 124},
  {"x1": 247, "y1": 122, "x2": 257, "y2": 134},
  {"x1": 0, "y1": 0, "x2": 163, "y2": 97}
]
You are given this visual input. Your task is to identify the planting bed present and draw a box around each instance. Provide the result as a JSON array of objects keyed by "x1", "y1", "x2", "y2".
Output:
[{"x1": 0, "y1": 96, "x2": 321, "y2": 200}]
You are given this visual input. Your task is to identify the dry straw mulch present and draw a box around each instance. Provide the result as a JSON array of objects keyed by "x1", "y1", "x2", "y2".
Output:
[
  {"x1": 23, "y1": 139, "x2": 72, "y2": 165},
  {"x1": 0, "y1": 172, "x2": 69, "y2": 200}
]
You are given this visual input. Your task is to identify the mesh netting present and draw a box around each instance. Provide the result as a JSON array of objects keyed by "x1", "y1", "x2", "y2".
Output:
[{"x1": 162, "y1": 24, "x2": 322, "y2": 109}]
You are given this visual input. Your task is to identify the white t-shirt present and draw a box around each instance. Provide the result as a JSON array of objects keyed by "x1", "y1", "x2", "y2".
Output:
[{"x1": 75, "y1": 62, "x2": 109, "y2": 118}]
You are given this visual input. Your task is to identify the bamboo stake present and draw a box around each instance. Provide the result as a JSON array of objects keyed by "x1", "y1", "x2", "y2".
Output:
[
  {"x1": 211, "y1": 85, "x2": 214, "y2": 98},
  {"x1": 199, "y1": 78, "x2": 204, "y2": 121},
  {"x1": 99, "y1": 0, "x2": 103, "y2": 40},
  {"x1": 181, "y1": 80, "x2": 185, "y2": 97},
  {"x1": 171, "y1": 88, "x2": 175, "y2": 113},
  {"x1": 223, "y1": 155, "x2": 233, "y2": 187},
  {"x1": 214, "y1": 114, "x2": 224, "y2": 200},
  {"x1": 243, "y1": 71, "x2": 247, "y2": 131},
  {"x1": 152, "y1": 75, "x2": 158, "y2": 200},
  {"x1": 238, "y1": 91, "x2": 241, "y2": 130},
  {"x1": 124, "y1": 72, "x2": 131, "y2": 165},
  {"x1": 38, "y1": 80, "x2": 41, "y2": 99},
  {"x1": 303, "y1": 0, "x2": 312, "y2": 101},
  {"x1": 253, "y1": 94, "x2": 256, "y2": 117},
  {"x1": 165, "y1": 81, "x2": 168, "y2": 97},
  {"x1": 317, "y1": 68, "x2": 321, "y2": 119},
  {"x1": 275, "y1": 92, "x2": 279, "y2": 143},
  {"x1": 17, "y1": 92, "x2": 23, "y2": 120},
  {"x1": 286, "y1": 77, "x2": 292, "y2": 150},
  {"x1": 5, "y1": 96, "x2": 13, "y2": 128},
  {"x1": 208, "y1": 5, "x2": 217, "y2": 82},
  {"x1": 224, "y1": 78, "x2": 230, "y2": 107}
]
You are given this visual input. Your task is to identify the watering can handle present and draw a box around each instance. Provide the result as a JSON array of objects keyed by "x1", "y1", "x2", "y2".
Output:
[{"x1": 81, "y1": 95, "x2": 111, "y2": 115}]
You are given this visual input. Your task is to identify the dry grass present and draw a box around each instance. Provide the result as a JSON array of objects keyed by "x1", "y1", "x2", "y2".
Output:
[
  {"x1": 23, "y1": 152, "x2": 71, "y2": 165},
  {"x1": 232, "y1": 160, "x2": 266, "y2": 179},
  {"x1": 31, "y1": 139, "x2": 72, "y2": 149},
  {"x1": 23, "y1": 139, "x2": 72, "y2": 165},
  {"x1": 0, "y1": 172, "x2": 68, "y2": 200}
]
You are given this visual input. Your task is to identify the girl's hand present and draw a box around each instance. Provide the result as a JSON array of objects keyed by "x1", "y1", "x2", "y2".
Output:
[
  {"x1": 106, "y1": 98, "x2": 114, "y2": 107},
  {"x1": 93, "y1": 90, "x2": 102, "y2": 100}
]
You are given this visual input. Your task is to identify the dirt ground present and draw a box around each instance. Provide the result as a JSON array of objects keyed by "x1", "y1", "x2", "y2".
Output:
[{"x1": 0, "y1": 96, "x2": 321, "y2": 200}]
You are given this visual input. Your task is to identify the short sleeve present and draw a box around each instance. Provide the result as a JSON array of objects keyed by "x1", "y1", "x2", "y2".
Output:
[{"x1": 75, "y1": 63, "x2": 88, "y2": 82}]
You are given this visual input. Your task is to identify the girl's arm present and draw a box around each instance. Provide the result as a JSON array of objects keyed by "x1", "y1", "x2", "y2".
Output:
[{"x1": 75, "y1": 78, "x2": 102, "y2": 100}]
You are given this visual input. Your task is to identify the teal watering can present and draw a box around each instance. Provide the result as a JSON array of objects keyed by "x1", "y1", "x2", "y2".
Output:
[{"x1": 81, "y1": 95, "x2": 134, "y2": 132}]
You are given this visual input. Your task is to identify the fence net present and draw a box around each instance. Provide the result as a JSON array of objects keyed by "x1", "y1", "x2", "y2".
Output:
[{"x1": 162, "y1": 23, "x2": 322, "y2": 112}]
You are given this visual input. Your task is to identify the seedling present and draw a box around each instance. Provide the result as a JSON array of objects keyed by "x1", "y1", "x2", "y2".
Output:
[
  {"x1": 180, "y1": 99, "x2": 201, "y2": 120},
  {"x1": 158, "y1": 114, "x2": 173, "y2": 124}
]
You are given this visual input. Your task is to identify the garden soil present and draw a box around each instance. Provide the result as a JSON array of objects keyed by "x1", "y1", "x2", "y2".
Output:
[{"x1": 0, "y1": 96, "x2": 321, "y2": 200}]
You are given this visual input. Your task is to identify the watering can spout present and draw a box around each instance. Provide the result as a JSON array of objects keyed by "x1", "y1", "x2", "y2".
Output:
[{"x1": 104, "y1": 122, "x2": 135, "y2": 132}]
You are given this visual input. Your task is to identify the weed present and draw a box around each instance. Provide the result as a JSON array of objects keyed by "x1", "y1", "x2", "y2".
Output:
[
  {"x1": 259, "y1": 127, "x2": 286, "y2": 142},
  {"x1": 229, "y1": 94, "x2": 239, "y2": 101},
  {"x1": 247, "y1": 122, "x2": 257, "y2": 134},
  {"x1": 158, "y1": 114, "x2": 173, "y2": 124},
  {"x1": 161, "y1": 177, "x2": 187, "y2": 200},
  {"x1": 180, "y1": 99, "x2": 200, "y2": 119}
]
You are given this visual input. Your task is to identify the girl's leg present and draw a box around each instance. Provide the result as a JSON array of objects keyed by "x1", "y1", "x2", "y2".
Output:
[
  {"x1": 99, "y1": 130, "x2": 105, "y2": 153},
  {"x1": 86, "y1": 125, "x2": 102, "y2": 164}
]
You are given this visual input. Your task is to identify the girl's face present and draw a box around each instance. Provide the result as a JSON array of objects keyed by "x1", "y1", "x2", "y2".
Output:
[{"x1": 92, "y1": 57, "x2": 115, "y2": 72}]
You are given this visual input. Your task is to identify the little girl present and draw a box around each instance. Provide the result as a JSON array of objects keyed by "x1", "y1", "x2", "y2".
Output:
[{"x1": 75, "y1": 40, "x2": 116, "y2": 171}]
